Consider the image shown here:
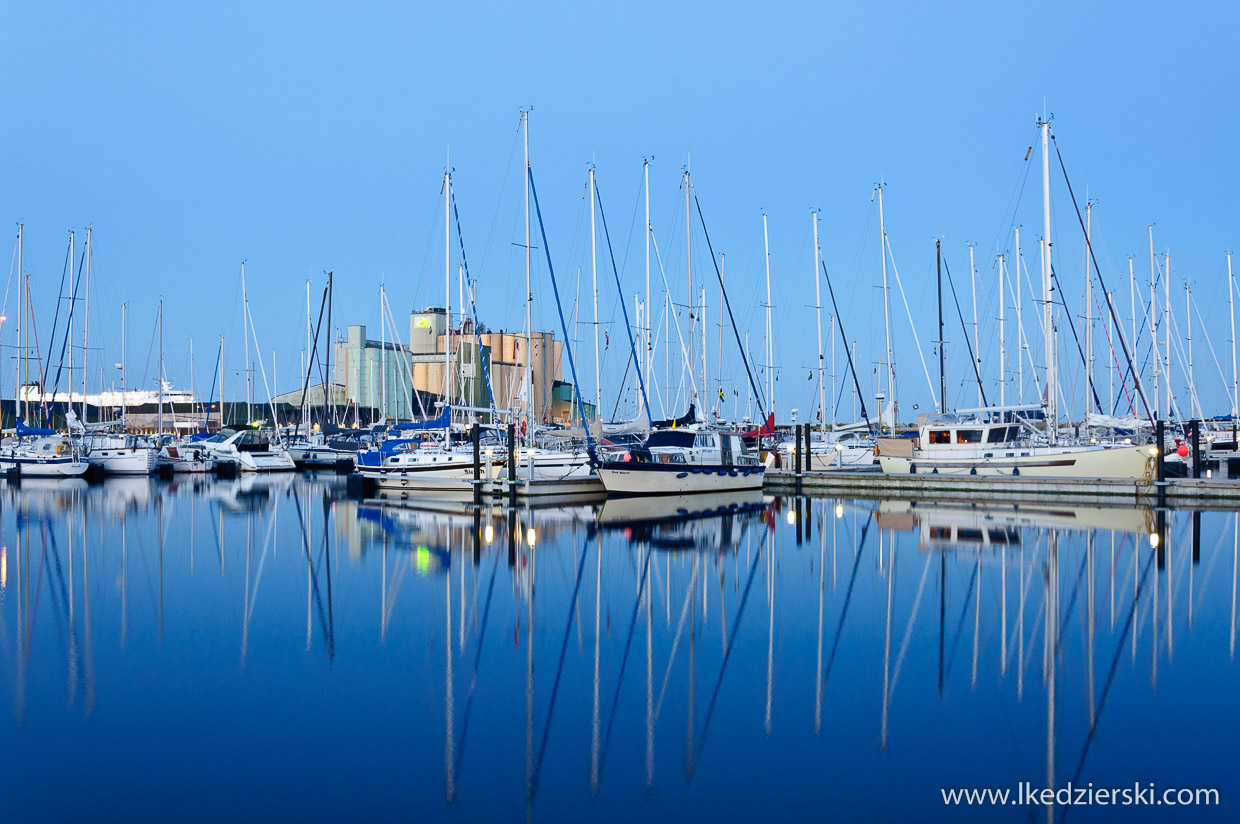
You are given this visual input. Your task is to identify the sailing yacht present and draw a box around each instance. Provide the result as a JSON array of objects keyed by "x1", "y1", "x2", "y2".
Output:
[
  {"x1": 0, "y1": 424, "x2": 90, "y2": 478},
  {"x1": 876, "y1": 410, "x2": 1152, "y2": 479}
]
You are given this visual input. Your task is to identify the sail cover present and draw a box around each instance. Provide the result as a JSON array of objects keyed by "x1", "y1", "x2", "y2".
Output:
[
  {"x1": 16, "y1": 418, "x2": 56, "y2": 436},
  {"x1": 390, "y1": 408, "x2": 451, "y2": 432},
  {"x1": 652, "y1": 404, "x2": 695, "y2": 429}
]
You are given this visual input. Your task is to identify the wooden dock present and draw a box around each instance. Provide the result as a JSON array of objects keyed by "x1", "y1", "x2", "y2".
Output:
[{"x1": 763, "y1": 469, "x2": 1240, "y2": 507}]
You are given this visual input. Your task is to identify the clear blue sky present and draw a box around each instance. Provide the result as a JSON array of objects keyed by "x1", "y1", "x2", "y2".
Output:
[{"x1": 3, "y1": 1, "x2": 1237, "y2": 422}]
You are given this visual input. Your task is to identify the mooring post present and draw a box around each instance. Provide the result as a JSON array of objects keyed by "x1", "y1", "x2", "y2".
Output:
[
  {"x1": 1189, "y1": 419, "x2": 1201, "y2": 479},
  {"x1": 472, "y1": 422, "x2": 481, "y2": 504},
  {"x1": 507, "y1": 422, "x2": 517, "y2": 505},
  {"x1": 1155, "y1": 419, "x2": 1165, "y2": 484}
]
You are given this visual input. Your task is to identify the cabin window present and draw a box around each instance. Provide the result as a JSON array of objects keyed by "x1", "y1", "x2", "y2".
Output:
[
  {"x1": 929, "y1": 430, "x2": 952, "y2": 444},
  {"x1": 986, "y1": 427, "x2": 1008, "y2": 443},
  {"x1": 956, "y1": 429, "x2": 982, "y2": 443}
]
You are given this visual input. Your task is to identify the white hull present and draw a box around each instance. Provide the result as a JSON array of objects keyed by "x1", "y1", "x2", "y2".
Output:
[
  {"x1": 0, "y1": 457, "x2": 90, "y2": 477},
  {"x1": 808, "y1": 448, "x2": 877, "y2": 470},
  {"x1": 233, "y1": 450, "x2": 297, "y2": 472},
  {"x1": 878, "y1": 443, "x2": 1153, "y2": 480},
  {"x1": 88, "y1": 448, "x2": 157, "y2": 475},
  {"x1": 595, "y1": 464, "x2": 765, "y2": 496},
  {"x1": 361, "y1": 459, "x2": 505, "y2": 491}
]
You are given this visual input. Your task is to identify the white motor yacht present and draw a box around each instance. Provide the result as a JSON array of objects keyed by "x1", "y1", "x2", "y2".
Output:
[
  {"x1": 198, "y1": 428, "x2": 296, "y2": 472},
  {"x1": 593, "y1": 426, "x2": 765, "y2": 496}
]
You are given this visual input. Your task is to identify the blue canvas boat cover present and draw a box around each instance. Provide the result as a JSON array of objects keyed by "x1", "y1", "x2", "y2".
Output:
[{"x1": 16, "y1": 418, "x2": 57, "y2": 436}]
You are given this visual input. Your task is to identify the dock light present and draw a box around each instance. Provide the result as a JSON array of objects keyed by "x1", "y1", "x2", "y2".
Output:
[
  {"x1": 1207, "y1": 469, "x2": 1213, "y2": 479},
  {"x1": 1149, "y1": 446, "x2": 1159, "y2": 456},
  {"x1": 786, "y1": 509, "x2": 796, "y2": 525},
  {"x1": 1150, "y1": 532, "x2": 1160, "y2": 548},
  {"x1": 484, "y1": 523, "x2": 494, "y2": 544},
  {"x1": 834, "y1": 443, "x2": 844, "y2": 452},
  {"x1": 835, "y1": 503, "x2": 844, "y2": 519},
  {"x1": 1123, "y1": 438, "x2": 1132, "y2": 445},
  {"x1": 526, "y1": 528, "x2": 536, "y2": 548}
]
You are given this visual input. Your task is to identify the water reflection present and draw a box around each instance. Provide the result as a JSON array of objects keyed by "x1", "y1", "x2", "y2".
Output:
[{"x1": 0, "y1": 479, "x2": 1235, "y2": 821}]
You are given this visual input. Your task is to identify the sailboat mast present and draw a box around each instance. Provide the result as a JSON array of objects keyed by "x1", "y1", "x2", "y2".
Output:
[
  {"x1": 1014, "y1": 227, "x2": 1023, "y2": 403},
  {"x1": 157, "y1": 300, "x2": 164, "y2": 437},
  {"x1": 762, "y1": 211, "x2": 773, "y2": 417},
  {"x1": 936, "y1": 238, "x2": 945, "y2": 411},
  {"x1": 813, "y1": 213, "x2": 826, "y2": 434},
  {"x1": 1164, "y1": 252, "x2": 1172, "y2": 417},
  {"x1": 1230, "y1": 252, "x2": 1237, "y2": 422},
  {"x1": 242, "y1": 261, "x2": 251, "y2": 425},
  {"x1": 1039, "y1": 117, "x2": 1056, "y2": 444},
  {"x1": 82, "y1": 228, "x2": 91, "y2": 423},
  {"x1": 218, "y1": 334, "x2": 224, "y2": 429},
  {"x1": 998, "y1": 254, "x2": 1007, "y2": 408},
  {"x1": 684, "y1": 169, "x2": 694, "y2": 416},
  {"x1": 968, "y1": 244, "x2": 980, "y2": 408},
  {"x1": 876, "y1": 184, "x2": 894, "y2": 426},
  {"x1": 67, "y1": 230, "x2": 74, "y2": 418},
  {"x1": 444, "y1": 168, "x2": 452, "y2": 412},
  {"x1": 121, "y1": 301, "x2": 127, "y2": 425},
  {"x1": 1084, "y1": 202, "x2": 1093, "y2": 422},
  {"x1": 589, "y1": 166, "x2": 600, "y2": 423},
  {"x1": 643, "y1": 159, "x2": 651, "y2": 410},
  {"x1": 1148, "y1": 227, "x2": 1158, "y2": 418},
  {"x1": 16, "y1": 223, "x2": 22, "y2": 424},
  {"x1": 522, "y1": 110, "x2": 532, "y2": 444},
  {"x1": 700, "y1": 286, "x2": 707, "y2": 415},
  {"x1": 1186, "y1": 282, "x2": 1196, "y2": 418},
  {"x1": 380, "y1": 285, "x2": 387, "y2": 422}
]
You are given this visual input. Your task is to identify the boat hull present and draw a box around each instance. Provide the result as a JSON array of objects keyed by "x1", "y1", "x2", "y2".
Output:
[
  {"x1": 595, "y1": 463, "x2": 765, "y2": 496},
  {"x1": 878, "y1": 444, "x2": 1153, "y2": 480},
  {"x1": 87, "y1": 448, "x2": 157, "y2": 475}
]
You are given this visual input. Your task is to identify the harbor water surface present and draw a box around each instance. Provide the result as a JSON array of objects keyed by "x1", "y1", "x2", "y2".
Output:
[{"x1": 1, "y1": 475, "x2": 1236, "y2": 821}]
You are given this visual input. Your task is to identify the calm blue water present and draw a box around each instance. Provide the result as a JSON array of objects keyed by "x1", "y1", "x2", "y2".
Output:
[{"x1": 0, "y1": 476, "x2": 1236, "y2": 822}]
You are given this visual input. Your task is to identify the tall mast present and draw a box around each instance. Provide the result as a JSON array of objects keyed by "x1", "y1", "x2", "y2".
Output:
[
  {"x1": 969, "y1": 244, "x2": 980, "y2": 408},
  {"x1": 380, "y1": 285, "x2": 387, "y2": 422},
  {"x1": 936, "y1": 238, "x2": 945, "y2": 412},
  {"x1": 700, "y1": 286, "x2": 707, "y2": 414},
  {"x1": 82, "y1": 228, "x2": 91, "y2": 423},
  {"x1": 1149, "y1": 227, "x2": 1158, "y2": 419},
  {"x1": 1186, "y1": 282, "x2": 1196, "y2": 419},
  {"x1": 589, "y1": 166, "x2": 600, "y2": 423},
  {"x1": 643, "y1": 159, "x2": 651, "y2": 412},
  {"x1": 522, "y1": 110, "x2": 532, "y2": 443},
  {"x1": 1039, "y1": 117, "x2": 1055, "y2": 444},
  {"x1": 1129, "y1": 256, "x2": 1136, "y2": 410},
  {"x1": 1230, "y1": 252, "x2": 1237, "y2": 422},
  {"x1": 813, "y1": 213, "x2": 826, "y2": 433},
  {"x1": 121, "y1": 302, "x2": 127, "y2": 425},
  {"x1": 1014, "y1": 227, "x2": 1023, "y2": 403},
  {"x1": 157, "y1": 300, "x2": 164, "y2": 437},
  {"x1": 1084, "y1": 202, "x2": 1093, "y2": 423},
  {"x1": 324, "y1": 271, "x2": 333, "y2": 428},
  {"x1": 684, "y1": 168, "x2": 694, "y2": 416},
  {"x1": 16, "y1": 221, "x2": 22, "y2": 421},
  {"x1": 444, "y1": 168, "x2": 452, "y2": 410},
  {"x1": 67, "y1": 230, "x2": 74, "y2": 417},
  {"x1": 998, "y1": 254, "x2": 1007, "y2": 408},
  {"x1": 876, "y1": 184, "x2": 894, "y2": 426},
  {"x1": 218, "y1": 334, "x2": 224, "y2": 429},
  {"x1": 1164, "y1": 252, "x2": 1172, "y2": 417},
  {"x1": 762, "y1": 211, "x2": 773, "y2": 417},
  {"x1": 241, "y1": 261, "x2": 251, "y2": 424},
  {"x1": 717, "y1": 254, "x2": 725, "y2": 420}
]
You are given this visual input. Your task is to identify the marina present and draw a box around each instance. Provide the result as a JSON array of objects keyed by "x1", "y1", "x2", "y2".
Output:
[{"x1": 1, "y1": 474, "x2": 1235, "y2": 820}]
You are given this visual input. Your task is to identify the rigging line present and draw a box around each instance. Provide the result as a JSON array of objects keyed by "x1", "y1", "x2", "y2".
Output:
[
  {"x1": 1049, "y1": 264, "x2": 1104, "y2": 414},
  {"x1": 820, "y1": 513, "x2": 873, "y2": 696},
  {"x1": 1190, "y1": 293, "x2": 1232, "y2": 412},
  {"x1": 653, "y1": 555, "x2": 701, "y2": 721},
  {"x1": 291, "y1": 490, "x2": 331, "y2": 652},
  {"x1": 594, "y1": 178, "x2": 652, "y2": 424},
  {"x1": 454, "y1": 550, "x2": 502, "y2": 779},
  {"x1": 941, "y1": 255, "x2": 989, "y2": 407},
  {"x1": 608, "y1": 347, "x2": 634, "y2": 422},
  {"x1": 1052, "y1": 135, "x2": 1153, "y2": 424},
  {"x1": 1053, "y1": 549, "x2": 1090, "y2": 659},
  {"x1": 597, "y1": 545, "x2": 652, "y2": 782},
  {"x1": 649, "y1": 232, "x2": 699, "y2": 408},
  {"x1": 1090, "y1": 283, "x2": 1138, "y2": 417},
  {"x1": 47, "y1": 243, "x2": 88, "y2": 402},
  {"x1": 696, "y1": 527, "x2": 768, "y2": 759},
  {"x1": 885, "y1": 234, "x2": 940, "y2": 413},
  {"x1": 529, "y1": 535, "x2": 592, "y2": 798},
  {"x1": 1062, "y1": 547, "x2": 1158, "y2": 822},
  {"x1": 942, "y1": 555, "x2": 979, "y2": 680},
  {"x1": 37, "y1": 241, "x2": 72, "y2": 420},
  {"x1": 297, "y1": 281, "x2": 330, "y2": 430},
  {"x1": 820, "y1": 258, "x2": 872, "y2": 427},
  {"x1": 451, "y1": 183, "x2": 498, "y2": 420},
  {"x1": 527, "y1": 167, "x2": 595, "y2": 442},
  {"x1": 693, "y1": 192, "x2": 767, "y2": 422},
  {"x1": 204, "y1": 341, "x2": 222, "y2": 430}
]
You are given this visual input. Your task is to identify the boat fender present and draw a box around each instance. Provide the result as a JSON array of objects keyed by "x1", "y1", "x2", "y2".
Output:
[
  {"x1": 1012, "y1": 467, "x2": 1020, "y2": 476},
  {"x1": 969, "y1": 467, "x2": 977, "y2": 475},
  {"x1": 909, "y1": 463, "x2": 917, "y2": 474},
  {"x1": 676, "y1": 472, "x2": 688, "y2": 479},
  {"x1": 931, "y1": 467, "x2": 938, "y2": 474}
]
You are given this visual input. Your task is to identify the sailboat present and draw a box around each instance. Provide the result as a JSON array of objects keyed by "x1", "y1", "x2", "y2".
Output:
[{"x1": 877, "y1": 119, "x2": 1153, "y2": 481}]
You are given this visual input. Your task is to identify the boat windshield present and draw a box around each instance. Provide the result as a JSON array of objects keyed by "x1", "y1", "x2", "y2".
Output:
[{"x1": 646, "y1": 430, "x2": 696, "y2": 449}]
